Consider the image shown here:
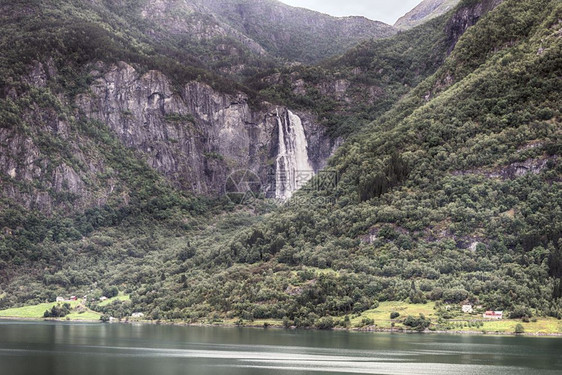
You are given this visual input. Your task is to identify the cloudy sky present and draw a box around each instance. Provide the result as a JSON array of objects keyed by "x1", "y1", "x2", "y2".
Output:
[{"x1": 278, "y1": 0, "x2": 423, "y2": 25}]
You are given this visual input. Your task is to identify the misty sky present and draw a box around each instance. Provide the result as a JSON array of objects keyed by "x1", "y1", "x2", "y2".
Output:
[{"x1": 278, "y1": 0, "x2": 423, "y2": 25}]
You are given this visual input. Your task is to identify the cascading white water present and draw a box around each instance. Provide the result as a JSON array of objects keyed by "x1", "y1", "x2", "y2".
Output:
[{"x1": 275, "y1": 109, "x2": 314, "y2": 200}]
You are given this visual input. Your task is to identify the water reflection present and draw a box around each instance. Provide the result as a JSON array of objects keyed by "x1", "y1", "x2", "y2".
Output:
[{"x1": 0, "y1": 321, "x2": 561, "y2": 375}]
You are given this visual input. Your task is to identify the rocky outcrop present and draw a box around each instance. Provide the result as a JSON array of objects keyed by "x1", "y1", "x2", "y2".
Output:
[
  {"x1": 0, "y1": 106, "x2": 112, "y2": 213},
  {"x1": 445, "y1": 0, "x2": 504, "y2": 53},
  {"x1": 1, "y1": 60, "x2": 337, "y2": 213},
  {"x1": 139, "y1": 0, "x2": 267, "y2": 56},
  {"x1": 395, "y1": 0, "x2": 461, "y2": 30},
  {"x1": 452, "y1": 156, "x2": 557, "y2": 180},
  {"x1": 76, "y1": 62, "x2": 336, "y2": 197},
  {"x1": 423, "y1": 0, "x2": 506, "y2": 100}
]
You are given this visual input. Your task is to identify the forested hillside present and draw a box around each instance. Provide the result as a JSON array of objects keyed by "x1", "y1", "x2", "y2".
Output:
[
  {"x1": 220, "y1": 0, "x2": 562, "y2": 323},
  {"x1": 0, "y1": 0, "x2": 560, "y2": 330}
]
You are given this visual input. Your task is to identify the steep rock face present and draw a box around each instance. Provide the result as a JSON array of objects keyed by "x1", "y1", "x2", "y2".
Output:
[
  {"x1": 0, "y1": 67, "x2": 114, "y2": 213},
  {"x1": 395, "y1": 0, "x2": 461, "y2": 30},
  {"x1": 138, "y1": 0, "x2": 268, "y2": 56},
  {"x1": 76, "y1": 62, "x2": 336, "y2": 197},
  {"x1": 423, "y1": 0, "x2": 506, "y2": 100},
  {"x1": 445, "y1": 0, "x2": 504, "y2": 52},
  {"x1": 1, "y1": 60, "x2": 336, "y2": 213}
]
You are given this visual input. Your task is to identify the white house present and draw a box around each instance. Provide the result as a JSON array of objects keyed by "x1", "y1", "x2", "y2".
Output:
[
  {"x1": 462, "y1": 305, "x2": 474, "y2": 313},
  {"x1": 131, "y1": 312, "x2": 144, "y2": 318},
  {"x1": 56, "y1": 296, "x2": 65, "y2": 302}
]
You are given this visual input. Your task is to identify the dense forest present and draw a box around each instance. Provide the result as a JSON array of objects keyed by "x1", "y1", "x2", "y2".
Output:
[{"x1": 0, "y1": 0, "x2": 560, "y2": 330}]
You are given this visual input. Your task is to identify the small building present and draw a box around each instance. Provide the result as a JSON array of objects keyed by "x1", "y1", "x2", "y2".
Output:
[
  {"x1": 131, "y1": 312, "x2": 144, "y2": 318},
  {"x1": 70, "y1": 296, "x2": 77, "y2": 301},
  {"x1": 462, "y1": 304, "x2": 474, "y2": 314},
  {"x1": 483, "y1": 311, "x2": 503, "y2": 320},
  {"x1": 56, "y1": 296, "x2": 65, "y2": 302},
  {"x1": 99, "y1": 296, "x2": 108, "y2": 302}
]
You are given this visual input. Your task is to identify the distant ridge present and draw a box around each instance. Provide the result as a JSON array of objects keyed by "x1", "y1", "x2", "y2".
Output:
[
  {"x1": 395, "y1": 0, "x2": 461, "y2": 29},
  {"x1": 190, "y1": 0, "x2": 396, "y2": 63}
]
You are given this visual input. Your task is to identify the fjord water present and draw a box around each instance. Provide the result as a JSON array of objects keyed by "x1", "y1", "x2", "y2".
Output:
[{"x1": 1, "y1": 321, "x2": 561, "y2": 375}]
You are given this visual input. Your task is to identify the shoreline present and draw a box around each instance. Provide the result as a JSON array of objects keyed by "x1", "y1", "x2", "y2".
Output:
[{"x1": 1, "y1": 316, "x2": 561, "y2": 337}]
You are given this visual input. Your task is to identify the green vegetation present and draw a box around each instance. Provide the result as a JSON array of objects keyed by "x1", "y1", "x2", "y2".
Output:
[
  {"x1": 0, "y1": 300, "x2": 101, "y2": 321},
  {"x1": 0, "y1": 0, "x2": 560, "y2": 335},
  {"x1": 404, "y1": 314, "x2": 431, "y2": 331},
  {"x1": 0, "y1": 302, "x2": 75, "y2": 319},
  {"x1": 164, "y1": 113, "x2": 196, "y2": 124},
  {"x1": 218, "y1": 0, "x2": 562, "y2": 327},
  {"x1": 250, "y1": 11, "x2": 451, "y2": 137},
  {"x1": 98, "y1": 294, "x2": 131, "y2": 307},
  {"x1": 198, "y1": 0, "x2": 395, "y2": 64},
  {"x1": 43, "y1": 303, "x2": 71, "y2": 318}
]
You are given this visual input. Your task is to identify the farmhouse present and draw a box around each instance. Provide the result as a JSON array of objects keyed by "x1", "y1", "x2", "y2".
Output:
[
  {"x1": 462, "y1": 305, "x2": 474, "y2": 313},
  {"x1": 483, "y1": 311, "x2": 503, "y2": 320}
]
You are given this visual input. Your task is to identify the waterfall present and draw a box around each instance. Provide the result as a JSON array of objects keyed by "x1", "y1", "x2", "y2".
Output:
[{"x1": 275, "y1": 109, "x2": 314, "y2": 200}]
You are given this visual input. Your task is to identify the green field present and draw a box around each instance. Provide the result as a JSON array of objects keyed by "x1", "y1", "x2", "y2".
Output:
[
  {"x1": 0, "y1": 301, "x2": 101, "y2": 321},
  {"x1": 352, "y1": 302, "x2": 562, "y2": 334},
  {"x1": 1, "y1": 299, "x2": 561, "y2": 335},
  {"x1": 456, "y1": 318, "x2": 562, "y2": 334},
  {"x1": 66, "y1": 310, "x2": 103, "y2": 321},
  {"x1": 351, "y1": 301, "x2": 437, "y2": 330}
]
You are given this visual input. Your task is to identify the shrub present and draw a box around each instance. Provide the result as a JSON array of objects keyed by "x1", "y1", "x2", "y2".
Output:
[
  {"x1": 403, "y1": 314, "x2": 431, "y2": 331},
  {"x1": 43, "y1": 303, "x2": 71, "y2": 318},
  {"x1": 361, "y1": 317, "x2": 375, "y2": 326},
  {"x1": 316, "y1": 316, "x2": 335, "y2": 330}
]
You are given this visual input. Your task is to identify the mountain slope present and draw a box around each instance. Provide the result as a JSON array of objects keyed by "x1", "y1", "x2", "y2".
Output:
[
  {"x1": 92, "y1": 0, "x2": 395, "y2": 72},
  {"x1": 193, "y1": 0, "x2": 397, "y2": 63},
  {"x1": 395, "y1": 0, "x2": 461, "y2": 29},
  {"x1": 1, "y1": 0, "x2": 560, "y2": 329},
  {"x1": 176, "y1": 0, "x2": 561, "y2": 323},
  {"x1": 249, "y1": 0, "x2": 500, "y2": 138}
]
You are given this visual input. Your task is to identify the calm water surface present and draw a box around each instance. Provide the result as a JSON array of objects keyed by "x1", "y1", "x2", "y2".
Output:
[{"x1": 0, "y1": 320, "x2": 561, "y2": 375}]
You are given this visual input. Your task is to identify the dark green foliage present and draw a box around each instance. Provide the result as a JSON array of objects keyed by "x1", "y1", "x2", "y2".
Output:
[
  {"x1": 358, "y1": 153, "x2": 409, "y2": 202},
  {"x1": 249, "y1": 13, "x2": 451, "y2": 138},
  {"x1": 102, "y1": 286, "x2": 119, "y2": 299},
  {"x1": 99, "y1": 315, "x2": 110, "y2": 323},
  {"x1": 43, "y1": 303, "x2": 71, "y2": 318},
  {"x1": 403, "y1": 314, "x2": 431, "y2": 331},
  {"x1": 315, "y1": 316, "x2": 335, "y2": 330},
  {"x1": 509, "y1": 306, "x2": 532, "y2": 320},
  {"x1": 164, "y1": 113, "x2": 195, "y2": 124}
]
